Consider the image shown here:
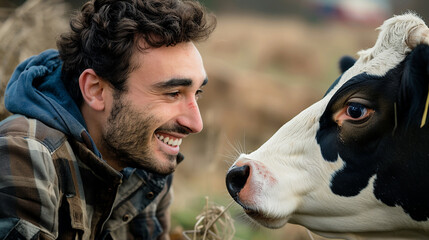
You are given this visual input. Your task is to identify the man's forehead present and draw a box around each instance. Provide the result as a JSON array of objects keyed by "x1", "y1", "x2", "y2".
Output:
[{"x1": 127, "y1": 40, "x2": 206, "y2": 86}]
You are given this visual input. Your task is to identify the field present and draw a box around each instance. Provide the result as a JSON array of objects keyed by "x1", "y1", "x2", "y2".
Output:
[
  {"x1": 172, "y1": 14, "x2": 379, "y2": 240},
  {"x1": 0, "y1": 1, "x2": 382, "y2": 239}
]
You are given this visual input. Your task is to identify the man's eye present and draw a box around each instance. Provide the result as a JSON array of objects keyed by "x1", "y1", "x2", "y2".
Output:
[
  {"x1": 166, "y1": 91, "x2": 180, "y2": 98},
  {"x1": 346, "y1": 102, "x2": 368, "y2": 119},
  {"x1": 195, "y1": 89, "x2": 203, "y2": 100}
]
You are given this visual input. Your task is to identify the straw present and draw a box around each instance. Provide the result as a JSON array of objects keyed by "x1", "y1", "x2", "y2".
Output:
[{"x1": 183, "y1": 196, "x2": 235, "y2": 240}]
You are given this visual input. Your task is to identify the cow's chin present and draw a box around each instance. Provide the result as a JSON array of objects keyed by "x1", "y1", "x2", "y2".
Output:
[{"x1": 244, "y1": 208, "x2": 289, "y2": 228}]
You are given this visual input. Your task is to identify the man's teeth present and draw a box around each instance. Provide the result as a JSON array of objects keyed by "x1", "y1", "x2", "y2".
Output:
[{"x1": 156, "y1": 134, "x2": 183, "y2": 147}]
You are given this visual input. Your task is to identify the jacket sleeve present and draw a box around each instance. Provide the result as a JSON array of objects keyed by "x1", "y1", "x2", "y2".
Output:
[{"x1": 0, "y1": 136, "x2": 59, "y2": 239}]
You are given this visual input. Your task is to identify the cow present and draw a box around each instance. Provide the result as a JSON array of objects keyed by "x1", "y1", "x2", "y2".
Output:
[{"x1": 226, "y1": 13, "x2": 429, "y2": 240}]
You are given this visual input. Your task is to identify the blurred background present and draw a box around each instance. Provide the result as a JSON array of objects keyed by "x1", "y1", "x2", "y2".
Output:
[{"x1": 1, "y1": 0, "x2": 429, "y2": 239}]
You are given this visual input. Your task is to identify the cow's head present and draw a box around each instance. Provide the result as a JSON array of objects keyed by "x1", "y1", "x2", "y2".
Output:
[{"x1": 226, "y1": 13, "x2": 429, "y2": 239}]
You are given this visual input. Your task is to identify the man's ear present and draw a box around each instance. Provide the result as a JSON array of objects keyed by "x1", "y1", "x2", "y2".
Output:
[{"x1": 79, "y1": 69, "x2": 107, "y2": 111}]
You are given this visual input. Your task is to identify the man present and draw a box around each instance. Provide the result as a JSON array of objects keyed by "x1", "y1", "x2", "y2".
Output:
[{"x1": 0, "y1": 0, "x2": 216, "y2": 239}]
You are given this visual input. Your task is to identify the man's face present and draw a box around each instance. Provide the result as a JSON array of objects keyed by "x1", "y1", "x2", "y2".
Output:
[{"x1": 101, "y1": 42, "x2": 207, "y2": 174}]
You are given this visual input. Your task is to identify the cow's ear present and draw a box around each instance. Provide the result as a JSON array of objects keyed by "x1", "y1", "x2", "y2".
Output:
[
  {"x1": 399, "y1": 44, "x2": 429, "y2": 129},
  {"x1": 339, "y1": 56, "x2": 356, "y2": 73}
]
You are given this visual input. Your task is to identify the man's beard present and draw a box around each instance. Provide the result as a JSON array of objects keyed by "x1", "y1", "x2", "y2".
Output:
[{"x1": 101, "y1": 96, "x2": 179, "y2": 175}]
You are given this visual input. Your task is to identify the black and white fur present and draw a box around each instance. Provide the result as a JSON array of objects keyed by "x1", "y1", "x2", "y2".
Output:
[{"x1": 226, "y1": 13, "x2": 429, "y2": 240}]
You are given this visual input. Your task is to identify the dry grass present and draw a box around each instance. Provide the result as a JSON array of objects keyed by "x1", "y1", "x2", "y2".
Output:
[
  {"x1": 0, "y1": 0, "x2": 68, "y2": 120},
  {"x1": 182, "y1": 197, "x2": 235, "y2": 240}
]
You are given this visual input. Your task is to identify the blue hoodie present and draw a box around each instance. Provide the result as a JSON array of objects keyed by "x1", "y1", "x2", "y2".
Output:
[{"x1": 5, "y1": 49, "x2": 101, "y2": 157}]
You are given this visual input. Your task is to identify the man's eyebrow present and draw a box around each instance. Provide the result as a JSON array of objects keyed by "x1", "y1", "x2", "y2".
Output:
[{"x1": 153, "y1": 77, "x2": 208, "y2": 89}]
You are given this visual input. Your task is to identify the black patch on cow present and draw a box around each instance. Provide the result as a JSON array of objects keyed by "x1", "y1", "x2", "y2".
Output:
[{"x1": 316, "y1": 44, "x2": 429, "y2": 221}]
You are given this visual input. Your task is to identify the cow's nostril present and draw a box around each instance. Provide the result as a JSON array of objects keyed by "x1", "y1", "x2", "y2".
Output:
[{"x1": 226, "y1": 165, "x2": 250, "y2": 199}]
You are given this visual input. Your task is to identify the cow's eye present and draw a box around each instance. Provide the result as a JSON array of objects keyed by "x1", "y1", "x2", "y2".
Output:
[
  {"x1": 334, "y1": 100, "x2": 374, "y2": 125},
  {"x1": 346, "y1": 102, "x2": 368, "y2": 119}
]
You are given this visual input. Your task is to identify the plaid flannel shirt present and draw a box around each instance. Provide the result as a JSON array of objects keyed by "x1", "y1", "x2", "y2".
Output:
[{"x1": 0, "y1": 115, "x2": 173, "y2": 240}]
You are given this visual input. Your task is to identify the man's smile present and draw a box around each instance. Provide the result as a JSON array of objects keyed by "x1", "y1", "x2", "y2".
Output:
[
  {"x1": 155, "y1": 133, "x2": 183, "y2": 147},
  {"x1": 154, "y1": 130, "x2": 186, "y2": 156}
]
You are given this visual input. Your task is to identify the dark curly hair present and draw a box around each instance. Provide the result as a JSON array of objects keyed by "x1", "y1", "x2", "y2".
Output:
[{"x1": 57, "y1": 0, "x2": 216, "y2": 106}]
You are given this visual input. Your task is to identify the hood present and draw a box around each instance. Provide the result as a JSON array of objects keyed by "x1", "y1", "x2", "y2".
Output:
[{"x1": 5, "y1": 49, "x2": 101, "y2": 157}]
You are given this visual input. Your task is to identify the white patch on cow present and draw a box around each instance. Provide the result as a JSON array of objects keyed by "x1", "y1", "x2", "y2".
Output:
[
  {"x1": 329, "y1": 13, "x2": 426, "y2": 100},
  {"x1": 234, "y1": 100, "x2": 346, "y2": 226},
  {"x1": 227, "y1": 12, "x2": 429, "y2": 239},
  {"x1": 295, "y1": 176, "x2": 429, "y2": 237}
]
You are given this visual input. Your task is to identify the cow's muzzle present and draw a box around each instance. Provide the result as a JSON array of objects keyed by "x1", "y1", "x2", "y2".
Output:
[{"x1": 226, "y1": 164, "x2": 250, "y2": 200}]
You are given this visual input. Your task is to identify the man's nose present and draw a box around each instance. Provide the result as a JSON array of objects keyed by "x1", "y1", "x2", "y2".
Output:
[{"x1": 177, "y1": 98, "x2": 203, "y2": 133}]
